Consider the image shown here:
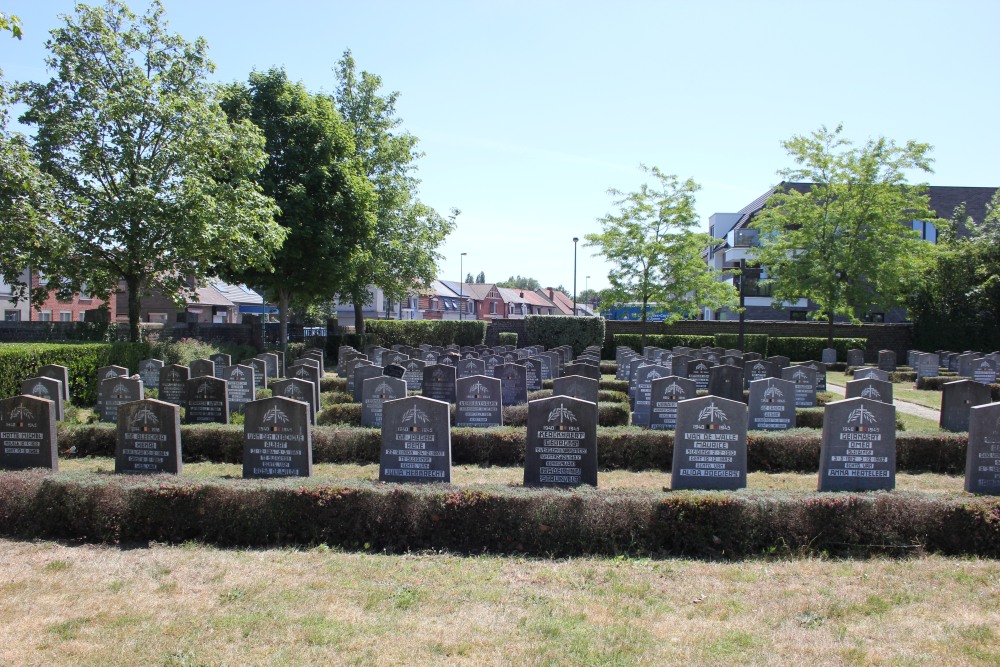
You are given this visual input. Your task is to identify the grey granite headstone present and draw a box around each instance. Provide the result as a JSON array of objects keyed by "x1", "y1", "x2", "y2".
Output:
[
  {"x1": 401, "y1": 359, "x2": 426, "y2": 391},
  {"x1": 210, "y1": 353, "x2": 232, "y2": 378},
  {"x1": 289, "y1": 362, "x2": 321, "y2": 407},
  {"x1": 271, "y1": 378, "x2": 317, "y2": 425},
  {"x1": 671, "y1": 396, "x2": 748, "y2": 490},
  {"x1": 97, "y1": 365, "x2": 129, "y2": 382},
  {"x1": 940, "y1": 379, "x2": 992, "y2": 432},
  {"x1": 353, "y1": 364, "x2": 385, "y2": 403},
  {"x1": 708, "y1": 364, "x2": 744, "y2": 402},
  {"x1": 957, "y1": 353, "x2": 981, "y2": 378},
  {"x1": 801, "y1": 361, "x2": 827, "y2": 392},
  {"x1": 223, "y1": 364, "x2": 255, "y2": 413},
  {"x1": 243, "y1": 396, "x2": 312, "y2": 478},
  {"x1": 20, "y1": 377, "x2": 64, "y2": 421},
  {"x1": 965, "y1": 401, "x2": 1000, "y2": 495},
  {"x1": 847, "y1": 349, "x2": 865, "y2": 367},
  {"x1": 522, "y1": 357, "x2": 543, "y2": 392},
  {"x1": 845, "y1": 378, "x2": 893, "y2": 404},
  {"x1": 384, "y1": 363, "x2": 406, "y2": 380},
  {"x1": 748, "y1": 377, "x2": 796, "y2": 431},
  {"x1": 189, "y1": 358, "x2": 215, "y2": 379},
  {"x1": 344, "y1": 358, "x2": 373, "y2": 395},
  {"x1": 877, "y1": 350, "x2": 897, "y2": 372},
  {"x1": 633, "y1": 364, "x2": 671, "y2": 426},
  {"x1": 483, "y1": 354, "x2": 504, "y2": 376},
  {"x1": 98, "y1": 376, "x2": 143, "y2": 423},
  {"x1": 494, "y1": 363, "x2": 528, "y2": 407},
  {"x1": 973, "y1": 358, "x2": 998, "y2": 385},
  {"x1": 184, "y1": 376, "x2": 228, "y2": 425},
  {"x1": 818, "y1": 398, "x2": 895, "y2": 491},
  {"x1": 686, "y1": 359, "x2": 713, "y2": 392},
  {"x1": 782, "y1": 365, "x2": 817, "y2": 407},
  {"x1": 158, "y1": 364, "x2": 189, "y2": 407},
  {"x1": 668, "y1": 354, "x2": 694, "y2": 378},
  {"x1": 563, "y1": 362, "x2": 600, "y2": 381},
  {"x1": 766, "y1": 355, "x2": 791, "y2": 369},
  {"x1": 0, "y1": 395, "x2": 57, "y2": 470},
  {"x1": 361, "y1": 375, "x2": 406, "y2": 428},
  {"x1": 255, "y1": 353, "x2": 279, "y2": 379},
  {"x1": 821, "y1": 348, "x2": 837, "y2": 364},
  {"x1": 744, "y1": 359, "x2": 781, "y2": 389},
  {"x1": 455, "y1": 375, "x2": 502, "y2": 428},
  {"x1": 115, "y1": 399, "x2": 181, "y2": 474},
  {"x1": 274, "y1": 350, "x2": 286, "y2": 378},
  {"x1": 38, "y1": 364, "x2": 70, "y2": 401},
  {"x1": 137, "y1": 359, "x2": 164, "y2": 390},
  {"x1": 544, "y1": 351, "x2": 562, "y2": 379},
  {"x1": 246, "y1": 358, "x2": 268, "y2": 390},
  {"x1": 380, "y1": 396, "x2": 451, "y2": 483},
  {"x1": 649, "y1": 375, "x2": 696, "y2": 430},
  {"x1": 423, "y1": 364, "x2": 457, "y2": 403},
  {"x1": 523, "y1": 395, "x2": 598, "y2": 487},
  {"x1": 529, "y1": 355, "x2": 552, "y2": 382},
  {"x1": 422, "y1": 351, "x2": 440, "y2": 365},
  {"x1": 383, "y1": 352, "x2": 409, "y2": 367},
  {"x1": 853, "y1": 367, "x2": 889, "y2": 382},
  {"x1": 458, "y1": 358, "x2": 486, "y2": 379},
  {"x1": 553, "y1": 375, "x2": 600, "y2": 406},
  {"x1": 915, "y1": 353, "x2": 940, "y2": 380}
]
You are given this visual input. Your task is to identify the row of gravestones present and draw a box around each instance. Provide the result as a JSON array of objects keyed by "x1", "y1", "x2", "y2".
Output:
[
  {"x1": 907, "y1": 349, "x2": 1000, "y2": 384},
  {"x1": 5, "y1": 390, "x2": 997, "y2": 495}
]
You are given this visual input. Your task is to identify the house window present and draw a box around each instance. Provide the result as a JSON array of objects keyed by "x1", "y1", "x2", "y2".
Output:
[
  {"x1": 4, "y1": 310, "x2": 19, "y2": 321},
  {"x1": 149, "y1": 312, "x2": 168, "y2": 323},
  {"x1": 911, "y1": 220, "x2": 938, "y2": 244},
  {"x1": 40, "y1": 310, "x2": 52, "y2": 322},
  {"x1": 60, "y1": 311, "x2": 72, "y2": 322},
  {"x1": 490, "y1": 301, "x2": 497, "y2": 315},
  {"x1": 789, "y1": 310, "x2": 808, "y2": 321},
  {"x1": 79, "y1": 282, "x2": 92, "y2": 302},
  {"x1": 78, "y1": 311, "x2": 87, "y2": 322}
]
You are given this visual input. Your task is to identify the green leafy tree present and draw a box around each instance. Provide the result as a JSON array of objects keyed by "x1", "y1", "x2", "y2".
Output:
[
  {"x1": 907, "y1": 195, "x2": 1000, "y2": 351},
  {"x1": 498, "y1": 275, "x2": 542, "y2": 291},
  {"x1": 0, "y1": 11, "x2": 22, "y2": 39},
  {"x1": 465, "y1": 272, "x2": 474, "y2": 284},
  {"x1": 585, "y1": 165, "x2": 736, "y2": 328},
  {"x1": 750, "y1": 125, "x2": 937, "y2": 345},
  {"x1": 475, "y1": 271, "x2": 485, "y2": 284},
  {"x1": 220, "y1": 66, "x2": 374, "y2": 347},
  {"x1": 333, "y1": 50, "x2": 455, "y2": 335},
  {"x1": 9, "y1": 0, "x2": 284, "y2": 341}
]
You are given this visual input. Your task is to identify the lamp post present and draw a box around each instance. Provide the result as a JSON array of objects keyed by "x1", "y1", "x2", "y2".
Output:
[
  {"x1": 459, "y1": 252, "x2": 467, "y2": 321},
  {"x1": 572, "y1": 237, "x2": 578, "y2": 316},
  {"x1": 585, "y1": 275, "x2": 590, "y2": 314},
  {"x1": 737, "y1": 259, "x2": 746, "y2": 352}
]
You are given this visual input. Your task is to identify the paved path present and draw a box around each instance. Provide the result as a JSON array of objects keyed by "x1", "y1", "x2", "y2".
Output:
[{"x1": 827, "y1": 382, "x2": 941, "y2": 422}]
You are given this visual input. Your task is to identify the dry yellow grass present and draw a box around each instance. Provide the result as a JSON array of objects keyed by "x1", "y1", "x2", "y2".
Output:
[{"x1": 0, "y1": 539, "x2": 997, "y2": 666}]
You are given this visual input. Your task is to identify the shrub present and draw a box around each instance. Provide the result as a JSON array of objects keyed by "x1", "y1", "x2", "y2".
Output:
[
  {"x1": 613, "y1": 334, "x2": 715, "y2": 354},
  {"x1": 498, "y1": 332, "x2": 518, "y2": 347},
  {"x1": 916, "y1": 377, "x2": 1000, "y2": 400},
  {"x1": 318, "y1": 401, "x2": 632, "y2": 428},
  {"x1": 320, "y1": 377, "x2": 347, "y2": 393},
  {"x1": 149, "y1": 338, "x2": 256, "y2": 368},
  {"x1": 525, "y1": 316, "x2": 604, "y2": 355},
  {"x1": 365, "y1": 320, "x2": 486, "y2": 348},
  {"x1": 712, "y1": 333, "x2": 769, "y2": 355},
  {"x1": 767, "y1": 337, "x2": 867, "y2": 362},
  {"x1": 0, "y1": 342, "x2": 150, "y2": 405}
]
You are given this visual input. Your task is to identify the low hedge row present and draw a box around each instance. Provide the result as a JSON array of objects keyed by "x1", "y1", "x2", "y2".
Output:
[
  {"x1": 712, "y1": 333, "x2": 769, "y2": 356},
  {"x1": 366, "y1": 320, "x2": 487, "y2": 348},
  {"x1": 497, "y1": 332, "x2": 518, "y2": 346},
  {"x1": 916, "y1": 377, "x2": 1000, "y2": 399},
  {"x1": 1, "y1": 472, "x2": 996, "y2": 558},
  {"x1": 767, "y1": 337, "x2": 867, "y2": 362},
  {"x1": 525, "y1": 316, "x2": 605, "y2": 356},
  {"x1": 316, "y1": 401, "x2": 633, "y2": 428},
  {"x1": 56, "y1": 424, "x2": 970, "y2": 473},
  {"x1": 613, "y1": 334, "x2": 715, "y2": 354}
]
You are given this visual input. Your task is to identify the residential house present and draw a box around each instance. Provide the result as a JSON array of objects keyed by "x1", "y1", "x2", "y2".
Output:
[
  {"x1": 418, "y1": 281, "x2": 473, "y2": 320},
  {"x1": 498, "y1": 287, "x2": 559, "y2": 317},
  {"x1": 704, "y1": 183, "x2": 997, "y2": 322},
  {"x1": 538, "y1": 287, "x2": 593, "y2": 316},
  {"x1": 335, "y1": 285, "x2": 425, "y2": 323},
  {"x1": 31, "y1": 271, "x2": 117, "y2": 322},
  {"x1": 115, "y1": 279, "x2": 247, "y2": 324},
  {"x1": 0, "y1": 270, "x2": 32, "y2": 322},
  {"x1": 437, "y1": 281, "x2": 503, "y2": 321}
]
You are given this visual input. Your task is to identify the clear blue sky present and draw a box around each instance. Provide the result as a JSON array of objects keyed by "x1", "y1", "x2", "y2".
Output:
[{"x1": 4, "y1": 1, "x2": 999, "y2": 295}]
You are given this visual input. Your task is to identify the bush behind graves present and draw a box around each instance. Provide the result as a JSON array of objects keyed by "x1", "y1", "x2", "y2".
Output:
[
  {"x1": 613, "y1": 334, "x2": 715, "y2": 355},
  {"x1": 525, "y1": 316, "x2": 605, "y2": 356},
  {"x1": 1, "y1": 472, "x2": 996, "y2": 558},
  {"x1": 916, "y1": 376, "x2": 1000, "y2": 400},
  {"x1": 149, "y1": 338, "x2": 256, "y2": 368},
  {"x1": 712, "y1": 333, "x2": 769, "y2": 355},
  {"x1": 0, "y1": 342, "x2": 150, "y2": 405},
  {"x1": 767, "y1": 337, "x2": 867, "y2": 362},
  {"x1": 498, "y1": 332, "x2": 518, "y2": 346},
  {"x1": 365, "y1": 320, "x2": 487, "y2": 348}
]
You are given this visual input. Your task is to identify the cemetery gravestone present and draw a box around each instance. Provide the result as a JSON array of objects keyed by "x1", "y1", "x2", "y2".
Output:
[
  {"x1": 0, "y1": 395, "x2": 57, "y2": 470},
  {"x1": 633, "y1": 365, "x2": 671, "y2": 426},
  {"x1": 271, "y1": 378, "x2": 317, "y2": 425},
  {"x1": 742, "y1": 352, "x2": 762, "y2": 363},
  {"x1": 158, "y1": 365, "x2": 190, "y2": 407},
  {"x1": 523, "y1": 395, "x2": 598, "y2": 487},
  {"x1": 965, "y1": 402, "x2": 1000, "y2": 495},
  {"x1": 782, "y1": 365, "x2": 817, "y2": 407},
  {"x1": 530, "y1": 355, "x2": 552, "y2": 382},
  {"x1": 344, "y1": 358, "x2": 373, "y2": 395},
  {"x1": 553, "y1": 375, "x2": 600, "y2": 406},
  {"x1": 402, "y1": 359, "x2": 426, "y2": 391},
  {"x1": 687, "y1": 360, "x2": 713, "y2": 392},
  {"x1": 184, "y1": 376, "x2": 228, "y2": 425},
  {"x1": 38, "y1": 364, "x2": 70, "y2": 401},
  {"x1": 224, "y1": 364, "x2": 255, "y2": 413},
  {"x1": 957, "y1": 353, "x2": 981, "y2": 378},
  {"x1": 384, "y1": 364, "x2": 406, "y2": 380},
  {"x1": 20, "y1": 377, "x2": 63, "y2": 421},
  {"x1": 818, "y1": 398, "x2": 896, "y2": 491},
  {"x1": 973, "y1": 358, "x2": 999, "y2": 385},
  {"x1": 380, "y1": 396, "x2": 452, "y2": 483},
  {"x1": 766, "y1": 355, "x2": 791, "y2": 369},
  {"x1": 455, "y1": 375, "x2": 503, "y2": 427},
  {"x1": 353, "y1": 364, "x2": 385, "y2": 403},
  {"x1": 255, "y1": 353, "x2": 279, "y2": 380},
  {"x1": 940, "y1": 380, "x2": 992, "y2": 432},
  {"x1": 98, "y1": 377, "x2": 143, "y2": 423},
  {"x1": 801, "y1": 361, "x2": 827, "y2": 392},
  {"x1": 669, "y1": 354, "x2": 694, "y2": 378},
  {"x1": 273, "y1": 350, "x2": 285, "y2": 378},
  {"x1": 748, "y1": 377, "x2": 796, "y2": 431},
  {"x1": 189, "y1": 358, "x2": 215, "y2": 379},
  {"x1": 915, "y1": 353, "x2": 940, "y2": 380},
  {"x1": 115, "y1": 399, "x2": 181, "y2": 474},
  {"x1": 247, "y1": 358, "x2": 268, "y2": 390},
  {"x1": 97, "y1": 365, "x2": 129, "y2": 382},
  {"x1": 708, "y1": 364, "x2": 744, "y2": 402},
  {"x1": 745, "y1": 359, "x2": 781, "y2": 389},
  {"x1": 671, "y1": 396, "x2": 748, "y2": 490},
  {"x1": 845, "y1": 378, "x2": 893, "y2": 404},
  {"x1": 648, "y1": 375, "x2": 696, "y2": 431},
  {"x1": 495, "y1": 363, "x2": 528, "y2": 407},
  {"x1": 290, "y1": 363, "x2": 321, "y2": 406},
  {"x1": 137, "y1": 359, "x2": 164, "y2": 391},
  {"x1": 361, "y1": 376, "x2": 406, "y2": 428},
  {"x1": 853, "y1": 367, "x2": 889, "y2": 382},
  {"x1": 484, "y1": 354, "x2": 504, "y2": 376},
  {"x1": 847, "y1": 349, "x2": 865, "y2": 367},
  {"x1": 210, "y1": 353, "x2": 232, "y2": 378},
  {"x1": 423, "y1": 364, "x2": 457, "y2": 404},
  {"x1": 878, "y1": 350, "x2": 897, "y2": 372},
  {"x1": 458, "y1": 358, "x2": 486, "y2": 379},
  {"x1": 522, "y1": 357, "x2": 543, "y2": 392},
  {"x1": 821, "y1": 348, "x2": 837, "y2": 364},
  {"x1": 243, "y1": 396, "x2": 312, "y2": 478}
]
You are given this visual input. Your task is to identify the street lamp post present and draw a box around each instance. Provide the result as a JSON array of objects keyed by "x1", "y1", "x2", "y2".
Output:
[
  {"x1": 585, "y1": 275, "x2": 590, "y2": 314},
  {"x1": 572, "y1": 237, "x2": 578, "y2": 316},
  {"x1": 459, "y1": 252, "x2": 467, "y2": 321}
]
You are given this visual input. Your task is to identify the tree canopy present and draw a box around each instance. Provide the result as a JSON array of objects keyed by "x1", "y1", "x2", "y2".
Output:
[
  {"x1": 585, "y1": 165, "x2": 736, "y2": 324},
  {"x1": 497, "y1": 275, "x2": 542, "y2": 291},
  {"x1": 749, "y1": 124, "x2": 937, "y2": 344},
  {"x1": 7, "y1": 0, "x2": 284, "y2": 340},
  {"x1": 0, "y1": 12, "x2": 22, "y2": 39},
  {"x1": 219, "y1": 66, "x2": 374, "y2": 346}
]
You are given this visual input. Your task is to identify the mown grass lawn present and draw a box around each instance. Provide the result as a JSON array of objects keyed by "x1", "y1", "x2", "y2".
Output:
[{"x1": 827, "y1": 371, "x2": 942, "y2": 410}]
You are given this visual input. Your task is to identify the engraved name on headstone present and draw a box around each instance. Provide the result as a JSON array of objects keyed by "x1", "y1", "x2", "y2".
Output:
[
  {"x1": 98, "y1": 377, "x2": 143, "y2": 423},
  {"x1": 671, "y1": 396, "x2": 748, "y2": 490},
  {"x1": 402, "y1": 359, "x2": 426, "y2": 391},
  {"x1": 0, "y1": 395, "x2": 57, "y2": 470},
  {"x1": 270, "y1": 378, "x2": 317, "y2": 425},
  {"x1": 633, "y1": 364, "x2": 671, "y2": 427},
  {"x1": 243, "y1": 397, "x2": 312, "y2": 478},
  {"x1": 818, "y1": 398, "x2": 895, "y2": 491},
  {"x1": 353, "y1": 364, "x2": 385, "y2": 403},
  {"x1": 115, "y1": 399, "x2": 181, "y2": 474},
  {"x1": 210, "y1": 353, "x2": 232, "y2": 378},
  {"x1": 183, "y1": 376, "x2": 228, "y2": 425},
  {"x1": 137, "y1": 359, "x2": 164, "y2": 390},
  {"x1": 455, "y1": 375, "x2": 502, "y2": 428},
  {"x1": 649, "y1": 375, "x2": 696, "y2": 430},
  {"x1": 845, "y1": 377, "x2": 893, "y2": 404},
  {"x1": 380, "y1": 396, "x2": 451, "y2": 483},
  {"x1": 782, "y1": 365, "x2": 817, "y2": 408},
  {"x1": 158, "y1": 364, "x2": 189, "y2": 407},
  {"x1": 965, "y1": 401, "x2": 1000, "y2": 495},
  {"x1": 494, "y1": 363, "x2": 528, "y2": 407},
  {"x1": 189, "y1": 358, "x2": 215, "y2": 379},
  {"x1": 457, "y1": 358, "x2": 486, "y2": 379},
  {"x1": 422, "y1": 364, "x2": 457, "y2": 403},
  {"x1": 748, "y1": 377, "x2": 796, "y2": 431},
  {"x1": 361, "y1": 375, "x2": 406, "y2": 428},
  {"x1": 523, "y1": 396, "x2": 598, "y2": 487},
  {"x1": 224, "y1": 364, "x2": 255, "y2": 413}
]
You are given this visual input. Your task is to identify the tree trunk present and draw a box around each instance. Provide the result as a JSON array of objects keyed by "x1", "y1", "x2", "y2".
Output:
[
  {"x1": 278, "y1": 288, "x2": 289, "y2": 351},
  {"x1": 126, "y1": 275, "x2": 142, "y2": 343},
  {"x1": 354, "y1": 301, "x2": 365, "y2": 336},
  {"x1": 827, "y1": 310, "x2": 835, "y2": 349},
  {"x1": 640, "y1": 296, "x2": 648, "y2": 349}
]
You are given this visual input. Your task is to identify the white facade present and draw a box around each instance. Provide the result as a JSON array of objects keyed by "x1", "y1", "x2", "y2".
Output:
[{"x1": 0, "y1": 269, "x2": 32, "y2": 322}]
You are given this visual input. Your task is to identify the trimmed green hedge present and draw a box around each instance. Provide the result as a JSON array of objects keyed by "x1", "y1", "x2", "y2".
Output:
[
  {"x1": 365, "y1": 321, "x2": 487, "y2": 348},
  {"x1": 916, "y1": 377, "x2": 1000, "y2": 400},
  {"x1": 767, "y1": 337, "x2": 867, "y2": 362},
  {"x1": 614, "y1": 334, "x2": 715, "y2": 354},
  {"x1": 712, "y1": 333, "x2": 769, "y2": 355},
  {"x1": 0, "y1": 342, "x2": 150, "y2": 405},
  {"x1": 56, "y1": 424, "x2": 970, "y2": 473},
  {"x1": 525, "y1": 316, "x2": 604, "y2": 355},
  {"x1": 316, "y1": 401, "x2": 632, "y2": 428},
  {"x1": 0, "y1": 472, "x2": 996, "y2": 558},
  {"x1": 498, "y1": 332, "x2": 518, "y2": 346}
]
